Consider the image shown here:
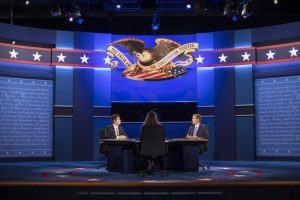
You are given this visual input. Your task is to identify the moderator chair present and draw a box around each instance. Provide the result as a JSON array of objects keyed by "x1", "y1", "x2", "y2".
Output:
[
  {"x1": 199, "y1": 124, "x2": 210, "y2": 170},
  {"x1": 138, "y1": 126, "x2": 167, "y2": 177}
]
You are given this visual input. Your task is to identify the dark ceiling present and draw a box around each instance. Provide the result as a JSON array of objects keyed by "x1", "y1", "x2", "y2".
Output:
[{"x1": 0, "y1": 0, "x2": 300, "y2": 35}]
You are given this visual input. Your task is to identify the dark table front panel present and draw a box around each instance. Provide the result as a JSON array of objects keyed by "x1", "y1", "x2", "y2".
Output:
[{"x1": 100, "y1": 139, "x2": 207, "y2": 173}]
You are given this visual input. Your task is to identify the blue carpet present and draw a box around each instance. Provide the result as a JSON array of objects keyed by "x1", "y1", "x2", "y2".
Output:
[{"x1": 0, "y1": 161, "x2": 299, "y2": 183}]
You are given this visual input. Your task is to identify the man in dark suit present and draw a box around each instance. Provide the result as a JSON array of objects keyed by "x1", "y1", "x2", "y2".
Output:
[
  {"x1": 186, "y1": 113, "x2": 209, "y2": 155},
  {"x1": 186, "y1": 114, "x2": 208, "y2": 139},
  {"x1": 101, "y1": 114, "x2": 128, "y2": 140}
]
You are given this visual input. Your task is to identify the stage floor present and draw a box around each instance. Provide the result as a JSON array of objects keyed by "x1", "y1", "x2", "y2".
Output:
[{"x1": 0, "y1": 160, "x2": 300, "y2": 187}]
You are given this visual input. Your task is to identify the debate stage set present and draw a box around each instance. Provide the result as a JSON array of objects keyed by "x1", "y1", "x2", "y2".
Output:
[{"x1": 1, "y1": 0, "x2": 300, "y2": 199}]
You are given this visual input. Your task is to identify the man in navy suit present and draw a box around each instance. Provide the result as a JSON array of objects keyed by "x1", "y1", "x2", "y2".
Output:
[
  {"x1": 186, "y1": 114, "x2": 208, "y2": 139},
  {"x1": 101, "y1": 114, "x2": 128, "y2": 140}
]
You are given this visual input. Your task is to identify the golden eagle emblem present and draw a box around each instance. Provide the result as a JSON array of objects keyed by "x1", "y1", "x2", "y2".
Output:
[{"x1": 106, "y1": 38, "x2": 198, "y2": 80}]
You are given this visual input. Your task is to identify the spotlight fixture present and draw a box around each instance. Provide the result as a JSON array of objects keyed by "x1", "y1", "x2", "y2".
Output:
[
  {"x1": 23, "y1": 0, "x2": 30, "y2": 6},
  {"x1": 116, "y1": 0, "x2": 122, "y2": 9},
  {"x1": 241, "y1": 0, "x2": 253, "y2": 19},
  {"x1": 186, "y1": 0, "x2": 192, "y2": 9},
  {"x1": 67, "y1": 2, "x2": 82, "y2": 23},
  {"x1": 232, "y1": 15, "x2": 238, "y2": 21},
  {"x1": 223, "y1": 0, "x2": 236, "y2": 16},
  {"x1": 76, "y1": 17, "x2": 84, "y2": 25},
  {"x1": 50, "y1": 1, "x2": 61, "y2": 17},
  {"x1": 273, "y1": 0, "x2": 279, "y2": 5}
]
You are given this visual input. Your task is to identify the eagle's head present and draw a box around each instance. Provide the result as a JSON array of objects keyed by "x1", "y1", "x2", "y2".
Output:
[{"x1": 133, "y1": 49, "x2": 153, "y2": 63}]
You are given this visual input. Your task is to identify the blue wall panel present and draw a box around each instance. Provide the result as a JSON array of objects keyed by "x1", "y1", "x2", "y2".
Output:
[
  {"x1": 214, "y1": 67, "x2": 236, "y2": 160},
  {"x1": 213, "y1": 30, "x2": 236, "y2": 160},
  {"x1": 235, "y1": 65, "x2": 254, "y2": 105},
  {"x1": 252, "y1": 21, "x2": 300, "y2": 43},
  {"x1": 196, "y1": 32, "x2": 214, "y2": 50},
  {"x1": 56, "y1": 30, "x2": 74, "y2": 49},
  {"x1": 73, "y1": 68, "x2": 94, "y2": 160},
  {"x1": 234, "y1": 29, "x2": 252, "y2": 48},
  {"x1": 93, "y1": 67, "x2": 112, "y2": 160},
  {"x1": 55, "y1": 30, "x2": 74, "y2": 106},
  {"x1": 0, "y1": 23, "x2": 55, "y2": 44},
  {"x1": 197, "y1": 68, "x2": 214, "y2": 106},
  {"x1": 213, "y1": 31, "x2": 234, "y2": 50},
  {"x1": 236, "y1": 117, "x2": 254, "y2": 160},
  {"x1": 54, "y1": 118, "x2": 73, "y2": 161},
  {"x1": 94, "y1": 33, "x2": 112, "y2": 51},
  {"x1": 55, "y1": 67, "x2": 73, "y2": 105},
  {"x1": 75, "y1": 32, "x2": 95, "y2": 50},
  {"x1": 54, "y1": 30, "x2": 74, "y2": 161},
  {"x1": 94, "y1": 68, "x2": 112, "y2": 107}
]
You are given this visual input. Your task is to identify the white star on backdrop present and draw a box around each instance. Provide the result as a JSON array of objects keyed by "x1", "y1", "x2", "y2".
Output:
[
  {"x1": 80, "y1": 54, "x2": 89, "y2": 64},
  {"x1": 32, "y1": 51, "x2": 42, "y2": 61},
  {"x1": 266, "y1": 50, "x2": 275, "y2": 60},
  {"x1": 195, "y1": 55, "x2": 205, "y2": 64},
  {"x1": 218, "y1": 53, "x2": 228, "y2": 63},
  {"x1": 9, "y1": 49, "x2": 19, "y2": 59},
  {"x1": 104, "y1": 56, "x2": 112, "y2": 64},
  {"x1": 57, "y1": 53, "x2": 66, "y2": 62},
  {"x1": 241, "y1": 51, "x2": 251, "y2": 61},
  {"x1": 289, "y1": 47, "x2": 298, "y2": 57}
]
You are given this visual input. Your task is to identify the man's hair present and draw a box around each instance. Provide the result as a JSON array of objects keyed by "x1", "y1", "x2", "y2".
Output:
[
  {"x1": 193, "y1": 114, "x2": 202, "y2": 121},
  {"x1": 112, "y1": 114, "x2": 120, "y2": 123}
]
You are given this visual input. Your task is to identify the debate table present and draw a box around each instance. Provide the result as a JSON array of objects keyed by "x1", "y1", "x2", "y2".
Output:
[{"x1": 100, "y1": 138, "x2": 208, "y2": 173}]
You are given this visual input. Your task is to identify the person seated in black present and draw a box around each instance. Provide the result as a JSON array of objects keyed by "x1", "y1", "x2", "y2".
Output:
[
  {"x1": 139, "y1": 111, "x2": 165, "y2": 170},
  {"x1": 186, "y1": 114, "x2": 208, "y2": 140},
  {"x1": 102, "y1": 114, "x2": 128, "y2": 140}
]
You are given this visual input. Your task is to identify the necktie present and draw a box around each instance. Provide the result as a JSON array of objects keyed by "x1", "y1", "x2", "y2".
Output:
[
  {"x1": 193, "y1": 126, "x2": 198, "y2": 136},
  {"x1": 115, "y1": 127, "x2": 119, "y2": 137}
]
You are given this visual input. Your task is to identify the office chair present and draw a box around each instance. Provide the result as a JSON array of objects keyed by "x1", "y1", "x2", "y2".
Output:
[
  {"x1": 138, "y1": 126, "x2": 167, "y2": 177},
  {"x1": 199, "y1": 124, "x2": 210, "y2": 170},
  {"x1": 97, "y1": 126, "x2": 109, "y2": 170}
]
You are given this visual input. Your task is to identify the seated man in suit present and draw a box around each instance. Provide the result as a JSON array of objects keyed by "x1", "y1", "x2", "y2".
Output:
[
  {"x1": 102, "y1": 114, "x2": 128, "y2": 140},
  {"x1": 186, "y1": 113, "x2": 209, "y2": 170},
  {"x1": 186, "y1": 114, "x2": 208, "y2": 140}
]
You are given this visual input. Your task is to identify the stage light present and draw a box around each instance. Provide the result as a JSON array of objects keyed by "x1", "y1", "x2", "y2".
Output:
[
  {"x1": 273, "y1": 0, "x2": 279, "y2": 5},
  {"x1": 241, "y1": 0, "x2": 253, "y2": 19},
  {"x1": 67, "y1": 2, "x2": 82, "y2": 24},
  {"x1": 116, "y1": 0, "x2": 122, "y2": 9},
  {"x1": 223, "y1": 0, "x2": 235, "y2": 16},
  {"x1": 24, "y1": 0, "x2": 30, "y2": 5},
  {"x1": 232, "y1": 15, "x2": 238, "y2": 21},
  {"x1": 186, "y1": 0, "x2": 192, "y2": 9},
  {"x1": 76, "y1": 17, "x2": 84, "y2": 24},
  {"x1": 50, "y1": 1, "x2": 61, "y2": 17}
]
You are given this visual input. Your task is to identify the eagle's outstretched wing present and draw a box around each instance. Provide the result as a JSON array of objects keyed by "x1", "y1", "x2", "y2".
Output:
[
  {"x1": 154, "y1": 38, "x2": 192, "y2": 60},
  {"x1": 109, "y1": 38, "x2": 145, "y2": 56}
]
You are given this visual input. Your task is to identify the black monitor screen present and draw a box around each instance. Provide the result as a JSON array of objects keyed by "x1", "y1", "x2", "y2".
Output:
[{"x1": 111, "y1": 102, "x2": 197, "y2": 122}]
